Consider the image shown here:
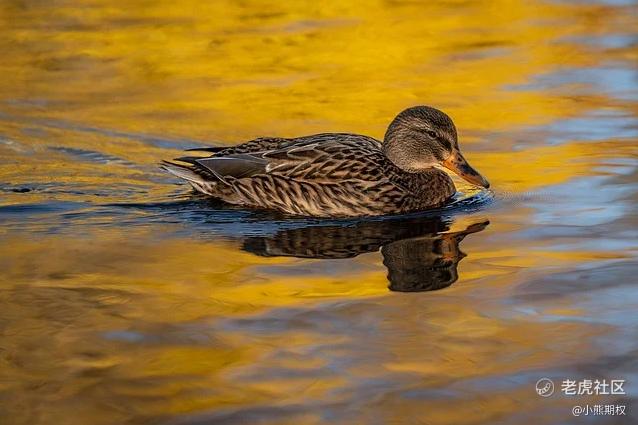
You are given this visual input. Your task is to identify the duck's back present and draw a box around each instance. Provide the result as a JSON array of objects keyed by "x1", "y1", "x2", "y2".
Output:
[{"x1": 211, "y1": 133, "x2": 382, "y2": 155}]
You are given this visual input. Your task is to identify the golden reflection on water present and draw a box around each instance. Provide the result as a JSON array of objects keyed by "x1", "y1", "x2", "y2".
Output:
[{"x1": 1, "y1": 0, "x2": 637, "y2": 424}]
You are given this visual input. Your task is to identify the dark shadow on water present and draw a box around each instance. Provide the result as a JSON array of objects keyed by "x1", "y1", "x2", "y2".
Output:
[
  {"x1": 242, "y1": 215, "x2": 489, "y2": 292},
  {"x1": 383, "y1": 220, "x2": 488, "y2": 292}
]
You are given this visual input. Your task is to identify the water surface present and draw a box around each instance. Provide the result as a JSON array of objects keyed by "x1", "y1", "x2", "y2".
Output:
[{"x1": 1, "y1": 1, "x2": 637, "y2": 424}]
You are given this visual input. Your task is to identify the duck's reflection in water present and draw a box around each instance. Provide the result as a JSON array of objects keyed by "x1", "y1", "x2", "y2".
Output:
[{"x1": 242, "y1": 216, "x2": 489, "y2": 292}]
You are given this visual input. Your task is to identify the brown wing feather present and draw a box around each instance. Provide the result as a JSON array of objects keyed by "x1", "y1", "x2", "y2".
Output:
[
  {"x1": 191, "y1": 134, "x2": 385, "y2": 183},
  {"x1": 261, "y1": 137, "x2": 386, "y2": 181}
]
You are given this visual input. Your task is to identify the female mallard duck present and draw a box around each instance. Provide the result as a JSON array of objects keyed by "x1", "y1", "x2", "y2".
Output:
[{"x1": 161, "y1": 105, "x2": 489, "y2": 217}]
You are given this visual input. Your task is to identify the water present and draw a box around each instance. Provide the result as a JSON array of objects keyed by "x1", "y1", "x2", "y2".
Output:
[{"x1": 1, "y1": 1, "x2": 637, "y2": 424}]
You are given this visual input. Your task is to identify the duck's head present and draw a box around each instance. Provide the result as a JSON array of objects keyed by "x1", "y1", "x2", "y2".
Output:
[{"x1": 383, "y1": 106, "x2": 490, "y2": 188}]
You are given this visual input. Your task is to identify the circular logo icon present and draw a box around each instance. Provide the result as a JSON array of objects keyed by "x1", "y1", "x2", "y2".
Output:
[{"x1": 536, "y1": 378, "x2": 555, "y2": 397}]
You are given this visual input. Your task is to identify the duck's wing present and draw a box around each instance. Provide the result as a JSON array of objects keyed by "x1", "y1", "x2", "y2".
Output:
[
  {"x1": 165, "y1": 137, "x2": 305, "y2": 184},
  {"x1": 189, "y1": 134, "x2": 385, "y2": 183}
]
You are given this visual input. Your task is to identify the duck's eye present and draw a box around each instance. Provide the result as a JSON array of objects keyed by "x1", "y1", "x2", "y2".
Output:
[{"x1": 424, "y1": 129, "x2": 438, "y2": 139}]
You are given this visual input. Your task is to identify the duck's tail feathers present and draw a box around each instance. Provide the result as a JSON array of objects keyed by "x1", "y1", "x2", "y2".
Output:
[{"x1": 160, "y1": 160, "x2": 209, "y2": 185}]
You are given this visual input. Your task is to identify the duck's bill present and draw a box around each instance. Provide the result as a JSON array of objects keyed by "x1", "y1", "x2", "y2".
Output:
[{"x1": 443, "y1": 151, "x2": 490, "y2": 188}]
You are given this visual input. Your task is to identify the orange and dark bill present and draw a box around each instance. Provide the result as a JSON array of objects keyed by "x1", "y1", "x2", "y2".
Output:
[{"x1": 442, "y1": 150, "x2": 490, "y2": 188}]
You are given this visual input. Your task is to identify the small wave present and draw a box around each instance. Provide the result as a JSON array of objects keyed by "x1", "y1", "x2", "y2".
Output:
[
  {"x1": 48, "y1": 146, "x2": 134, "y2": 166},
  {"x1": 0, "y1": 201, "x2": 88, "y2": 215}
]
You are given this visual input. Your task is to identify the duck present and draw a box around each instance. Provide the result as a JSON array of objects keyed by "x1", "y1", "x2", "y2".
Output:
[{"x1": 161, "y1": 105, "x2": 489, "y2": 217}]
